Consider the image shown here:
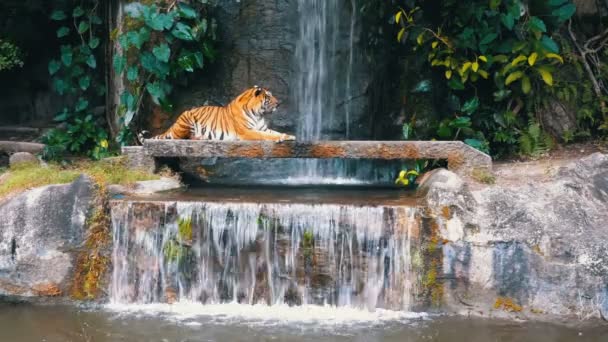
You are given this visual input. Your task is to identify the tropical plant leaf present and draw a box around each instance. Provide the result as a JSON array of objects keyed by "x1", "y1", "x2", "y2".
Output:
[
  {"x1": 48, "y1": 60, "x2": 61, "y2": 75},
  {"x1": 505, "y1": 71, "x2": 523, "y2": 85},
  {"x1": 86, "y1": 54, "x2": 96, "y2": 69},
  {"x1": 60, "y1": 45, "x2": 73, "y2": 66},
  {"x1": 57, "y1": 27, "x2": 70, "y2": 38},
  {"x1": 521, "y1": 76, "x2": 531, "y2": 94},
  {"x1": 88, "y1": 37, "x2": 100, "y2": 49},
  {"x1": 78, "y1": 21, "x2": 89, "y2": 34},
  {"x1": 73, "y1": 6, "x2": 84, "y2": 18},
  {"x1": 127, "y1": 66, "x2": 139, "y2": 81},
  {"x1": 50, "y1": 10, "x2": 67, "y2": 21},
  {"x1": 178, "y1": 3, "x2": 198, "y2": 19},
  {"x1": 171, "y1": 22, "x2": 194, "y2": 40},
  {"x1": 152, "y1": 43, "x2": 171, "y2": 63},
  {"x1": 537, "y1": 67, "x2": 553, "y2": 86}
]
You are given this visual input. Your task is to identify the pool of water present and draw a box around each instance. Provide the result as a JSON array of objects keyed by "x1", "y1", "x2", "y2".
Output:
[
  {"x1": 1, "y1": 304, "x2": 606, "y2": 342},
  {"x1": 120, "y1": 185, "x2": 417, "y2": 206}
]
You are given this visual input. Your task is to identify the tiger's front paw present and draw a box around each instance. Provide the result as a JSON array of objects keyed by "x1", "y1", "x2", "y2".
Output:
[{"x1": 282, "y1": 134, "x2": 296, "y2": 141}]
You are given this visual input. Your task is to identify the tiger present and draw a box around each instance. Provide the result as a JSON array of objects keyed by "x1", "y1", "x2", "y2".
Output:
[{"x1": 141, "y1": 86, "x2": 296, "y2": 142}]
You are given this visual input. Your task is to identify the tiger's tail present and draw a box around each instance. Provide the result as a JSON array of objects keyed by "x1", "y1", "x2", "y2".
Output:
[{"x1": 137, "y1": 130, "x2": 150, "y2": 145}]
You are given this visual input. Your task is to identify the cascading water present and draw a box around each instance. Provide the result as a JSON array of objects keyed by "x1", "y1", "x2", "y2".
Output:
[
  {"x1": 292, "y1": 0, "x2": 362, "y2": 182},
  {"x1": 109, "y1": 200, "x2": 417, "y2": 312}
]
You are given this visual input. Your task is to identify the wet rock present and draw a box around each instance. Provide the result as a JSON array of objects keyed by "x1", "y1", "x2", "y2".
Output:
[
  {"x1": 422, "y1": 153, "x2": 608, "y2": 322},
  {"x1": 0, "y1": 175, "x2": 94, "y2": 302},
  {"x1": 9, "y1": 152, "x2": 39, "y2": 168},
  {"x1": 133, "y1": 177, "x2": 182, "y2": 194}
]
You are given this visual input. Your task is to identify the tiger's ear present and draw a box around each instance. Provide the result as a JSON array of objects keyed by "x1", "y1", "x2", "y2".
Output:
[{"x1": 254, "y1": 87, "x2": 263, "y2": 96}]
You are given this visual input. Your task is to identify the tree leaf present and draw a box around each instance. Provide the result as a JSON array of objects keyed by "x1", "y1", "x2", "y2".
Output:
[
  {"x1": 113, "y1": 54, "x2": 126, "y2": 74},
  {"x1": 73, "y1": 6, "x2": 84, "y2": 18},
  {"x1": 152, "y1": 43, "x2": 171, "y2": 63},
  {"x1": 511, "y1": 54, "x2": 527, "y2": 66},
  {"x1": 521, "y1": 76, "x2": 531, "y2": 94},
  {"x1": 472, "y1": 62, "x2": 479, "y2": 72},
  {"x1": 78, "y1": 21, "x2": 89, "y2": 34},
  {"x1": 120, "y1": 91, "x2": 136, "y2": 111},
  {"x1": 537, "y1": 67, "x2": 554, "y2": 86},
  {"x1": 60, "y1": 45, "x2": 73, "y2": 66},
  {"x1": 541, "y1": 36, "x2": 559, "y2": 53},
  {"x1": 178, "y1": 3, "x2": 198, "y2": 19},
  {"x1": 505, "y1": 71, "x2": 524, "y2": 85},
  {"x1": 449, "y1": 116, "x2": 472, "y2": 128},
  {"x1": 545, "y1": 53, "x2": 564, "y2": 63},
  {"x1": 48, "y1": 60, "x2": 61, "y2": 75},
  {"x1": 79, "y1": 76, "x2": 90, "y2": 90},
  {"x1": 88, "y1": 37, "x2": 100, "y2": 49},
  {"x1": 171, "y1": 22, "x2": 194, "y2": 40},
  {"x1": 141, "y1": 52, "x2": 157, "y2": 73},
  {"x1": 395, "y1": 11, "x2": 402, "y2": 24},
  {"x1": 448, "y1": 77, "x2": 465, "y2": 90},
  {"x1": 411, "y1": 79, "x2": 432, "y2": 93},
  {"x1": 528, "y1": 17, "x2": 547, "y2": 33},
  {"x1": 445, "y1": 70, "x2": 453, "y2": 79},
  {"x1": 127, "y1": 66, "x2": 139, "y2": 81},
  {"x1": 86, "y1": 54, "x2": 96, "y2": 69},
  {"x1": 416, "y1": 32, "x2": 424, "y2": 45},
  {"x1": 75, "y1": 97, "x2": 89, "y2": 112},
  {"x1": 501, "y1": 13, "x2": 515, "y2": 30},
  {"x1": 528, "y1": 52, "x2": 538, "y2": 66},
  {"x1": 462, "y1": 97, "x2": 480, "y2": 114},
  {"x1": 479, "y1": 55, "x2": 488, "y2": 62},
  {"x1": 480, "y1": 33, "x2": 498, "y2": 45},
  {"x1": 57, "y1": 27, "x2": 70, "y2": 38},
  {"x1": 397, "y1": 28, "x2": 405, "y2": 42},
  {"x1": 50, "y1": 10, "x2": 67, "y2": 21},
  {"x1": 194, "y1": 52, "x2": 204, "y2": 68},
  {"x1": 146, "y1": 82, "x2": 165, "y2": 104},
  {"x1": 553, "y1": 3, "x2": 576, "y2": 22},
  {"x1": 53, "y1": 78, "x2": 67, "y2": 95}
]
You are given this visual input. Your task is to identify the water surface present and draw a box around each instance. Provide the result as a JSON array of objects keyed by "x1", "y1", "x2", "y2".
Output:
[{"x1": 0, "y1": 304, "x2": 606, "y2": 342}]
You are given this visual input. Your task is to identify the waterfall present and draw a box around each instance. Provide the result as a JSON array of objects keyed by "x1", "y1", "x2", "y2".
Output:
[
  {"x1": 110, "y1": 200, "x2": 416, "y2": 311},
  {"x1": 292, "y1": 0, "x2": 361, "y2": 182}
]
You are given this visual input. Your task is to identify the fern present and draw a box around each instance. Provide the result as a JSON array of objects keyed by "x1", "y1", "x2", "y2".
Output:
[{"x1": 518, "y1": 122, "x2": 554, "y2": 157}]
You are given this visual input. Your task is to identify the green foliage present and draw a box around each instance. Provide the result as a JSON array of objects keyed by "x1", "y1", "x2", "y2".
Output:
[
  {"x1": 114, "y1": 2, "x2": 216, "y2": 145},
  {"x1": 395, "y1": 169, "x2": 419, "y2": 187},
  {"x1": 393, "y1": 0, "x2": 578, "y2": 157},
  {"x1": 518, "y1": 122, "x2": 554, "y2": 157},
  {"x1": 0, "y1": 39, "x2": 24, "y2": 71},
  {"x1": 43, "y1": 2, "x2": 110, "y2": 161}
]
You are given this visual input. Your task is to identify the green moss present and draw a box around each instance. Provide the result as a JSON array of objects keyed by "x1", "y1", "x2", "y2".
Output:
[
  {"x1": 471, "y1": 168, "x2": 496, "y2": 184},
  {"x1": 163, "y1": 239, "x2": 183, "y2": 262},
  {"x1": 71, "y1": 184, "x2": 111, "y2": 300},
  {"x1": 0, "y1": 157, "x2": 158, "y2": 199},
  {"x1": 178, "y1": 217, "x2": 193, "y2": 242}
]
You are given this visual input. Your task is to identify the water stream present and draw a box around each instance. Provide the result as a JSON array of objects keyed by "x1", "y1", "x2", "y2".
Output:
[{"x1": 109, "y1": 196, "x2": 417, "y2": 311}]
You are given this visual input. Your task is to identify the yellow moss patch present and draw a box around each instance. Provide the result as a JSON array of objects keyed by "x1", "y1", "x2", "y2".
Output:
[
  {"x1": 494, "y1": 297, "x2": 523, "y2": 312},
  {"x1": 471, "y1": 168, "x2": 496, "y2": 184},
  {"x1": 71, "y1": 184, "x2": 111, "y2": 300},
  {"x1": 441, "y1": 206, "x2": 451, "y2": 219},
  {"x1": 0, "y1": 157, "x2": 158, "y2": 199}
]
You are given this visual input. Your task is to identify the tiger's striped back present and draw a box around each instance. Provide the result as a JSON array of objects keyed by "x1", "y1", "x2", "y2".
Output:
[{"x1": 144, "y1": 85, "x2": 293, "y2": 142}]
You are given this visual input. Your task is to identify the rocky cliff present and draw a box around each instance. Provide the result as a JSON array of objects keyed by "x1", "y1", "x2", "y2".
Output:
[{"x1": 419, "y1": 153, "x2": 608, "y2": 322}]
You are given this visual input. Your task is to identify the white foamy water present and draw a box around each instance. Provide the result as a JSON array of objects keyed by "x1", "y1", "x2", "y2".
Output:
[{"x1": 106, "y1": 301, "x2": 428, "y2": 327}]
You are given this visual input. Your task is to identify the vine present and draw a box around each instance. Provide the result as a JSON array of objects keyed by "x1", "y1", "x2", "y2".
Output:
[
  {"x1": 43, "y1": 1, "x2": 110, "y2": 160},
  {"x1": 113, "y1": 1, "x2": 217, "y2": 144}
]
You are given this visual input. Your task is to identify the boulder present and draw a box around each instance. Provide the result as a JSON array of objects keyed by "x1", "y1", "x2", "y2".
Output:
[
  {"x1": 0, "y1": 175, "x2": 94, "y2": 301},
  {"x1": 419, "y1": 153, "x2": 608, "y2": 322},
  {"x1": 9, "y1": 152, "x2": 39, "y2": 168}
]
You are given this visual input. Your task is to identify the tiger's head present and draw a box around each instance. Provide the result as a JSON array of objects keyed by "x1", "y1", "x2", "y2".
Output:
[{"x1": 237, "y1": 85, "x2": 280, "y2": 116}]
